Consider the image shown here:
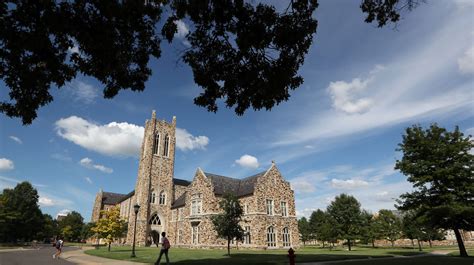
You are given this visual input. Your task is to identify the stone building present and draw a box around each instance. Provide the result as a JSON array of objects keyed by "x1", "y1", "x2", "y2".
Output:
[{"x1": 91, "y1": 111, "x2": 299, "y2": 249}]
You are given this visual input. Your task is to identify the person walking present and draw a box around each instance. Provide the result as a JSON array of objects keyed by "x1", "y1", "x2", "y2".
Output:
[
  {"x1": 154, "y1": 232, "x2": 170, "y2": 265},
  {"x1": 52, "y1": 237, "x2": 64, "y2": 259}
]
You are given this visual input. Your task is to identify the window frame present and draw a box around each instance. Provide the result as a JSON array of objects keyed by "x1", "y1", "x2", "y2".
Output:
[
  {"x1": 266, "y1": 199, "x2": 274, "y2": 216},
  {"x1": 280, "y1": 201, "x2": 288, "y2": 217},
  {"x1": 266, "y1": 226, "x2": 276, "y2": 247},
  {"x1": 282, "y1": 227, "x2": 291, "y2": 247},
  {"x1": 152, "y1": 133, "x2": 160, "y2": 155}
]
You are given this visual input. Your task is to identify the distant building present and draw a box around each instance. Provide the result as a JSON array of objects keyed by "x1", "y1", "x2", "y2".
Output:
[
  {"x1": 91, "y1": 111, "x2": 299, "y2": 249},
  {"x1": 56, "y1": 213, "x2": 68, "y2": 222}
]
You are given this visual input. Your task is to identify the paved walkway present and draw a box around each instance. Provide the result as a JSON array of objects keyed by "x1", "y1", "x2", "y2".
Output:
[{"x1": 61, "y1": 247, "x2": 147, "y2": 265}]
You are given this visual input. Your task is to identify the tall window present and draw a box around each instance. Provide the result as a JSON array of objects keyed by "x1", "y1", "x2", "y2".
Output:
[
  {"x1": 163, "y1": 134, "x2": 170, "y2": 157},
  {"x1": 244, "y1": 226, "x2": 251, "y2": 245},
  {"x1": 191, "y1": 194, "x2": 202, "y2": 215},
  {"x1": 192, "y1": 225, "x2": 199, "y2": 244},
  {"x1": 177, "y1": 230, "x2": 183, "y2": 244},
  {"x1": 159, "y1": 191, "x2": 166, "y2": 205},
  {"x1": 266, "y1": 226, "x2": 276, "y2": 247},
  {"x1": 150, "y1": 192, "x2": 156, "y2": 204},
  {"x1": 149, "y1": 214, "x2": 161, "y2": 225},
  {"x1": 282, "y1": 227, "x2": 290, "y2": 247},
  {"x1": 152, "y1": 133, "x2": 160, "y2": 155},
  {"x1": 178, "y1": 208, "x2": 183, "y2": 221},
  {"x1": 281, "y1": 201, "x2": 287, "y2": 217},
  {"x1": 266, "y1": 199, "x2": 274, "y2": 215}
]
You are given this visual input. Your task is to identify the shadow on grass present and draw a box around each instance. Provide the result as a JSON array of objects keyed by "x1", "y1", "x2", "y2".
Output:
[{"x1": 385, "y1": 251, "x2": 426, "y2": 256}]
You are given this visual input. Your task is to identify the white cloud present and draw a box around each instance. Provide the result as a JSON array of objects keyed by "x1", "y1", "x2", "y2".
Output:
[
  {"x1": 55, "y1": 116, "x2": 144, "y2": 157},
  {"x1": 175, "y1": 20, "x2": 191, "y2": 47},
  {"x1": 176, "y1": 128, "x2": 209, "y2": 151},
  {"x1": 296, "y1": 208, "x2": 318, "y2": 219},
  {"x1": 56, "y1": 209, "x2": 71, "y2": 218},
  {"x1": 66, "y1": 81, "x2": 99, "y2": 104},
  {"x1": 55, "y1": 116, "x2": 209, "y2": 157},
  {"x1": 9, "y1": 136, "x2": 22, "y2": 144},
  {"x1": 79, "y1": 157, "x2": 113, "y2": 174},
  {"x1": 465, "y1": 127, "x2": 474, "y2": 136},
  {"x1": 291, "y1": 178, "x2": 316, "y2": 193},
  {"x1": 85, "y1": 177, "x2": 93, "y2": 184},
  {"x1": 458, "y1": 45, "x2": 474, "y2": 74},
  {"x1": 235, "y1": 154, "x2": 259, "y2": 169},
  {"x1": 331, "y1": 178, "x2": 370, "y2": 189},
  {"x1": 39, "y1": 196, "x2": 56, "y2": 207},
  {"x1": 327, "y1": 75, "x2": 375, "y2": 114},
  {"x1": 0, "y1": 158, "x2": 14, "y2": 171},
  {"x1": 51, "y1": 153, "x2": 72, "y2": 162}
]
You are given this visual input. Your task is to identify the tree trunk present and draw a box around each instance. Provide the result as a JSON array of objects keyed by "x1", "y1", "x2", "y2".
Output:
[
  {"x1": 453, "y1": 228, "x2": 468, "y2": 257},
  {"x1": 411, "y1": 239, "x2": 414, "y2": 248},
  {"x1": 428, "y1": 239, "x2": 432, "y2": 248},
  {"x1": 347, "y1": 239, "x2": 351, "y2": 251},
  {"x1": 227, "y1": 237, "x2": 231, "y2": 256},
  {"x1": 417, "y1": 238, "x2": 422, "y2": 251},
  {"x1": 322, "y1": 241, "x2": 325, "y2": 248},
  {"x1": 391, "y1": 240, "x2": 394, "y2": 247},
  {"x1": 371, "y1": 239, "x2": 375, "y2": 248},
  {"x1": 108, "y1": 242, "x2": 111, "y2": 252}
]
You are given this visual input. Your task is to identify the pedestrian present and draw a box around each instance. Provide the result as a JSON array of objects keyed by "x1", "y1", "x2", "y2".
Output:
[
  {"x1": 53, "y1": 237, "x2": 64, "y2": 259},
  {"x1": 154, "y1": 232, "x2": 170, "y2": 265}
]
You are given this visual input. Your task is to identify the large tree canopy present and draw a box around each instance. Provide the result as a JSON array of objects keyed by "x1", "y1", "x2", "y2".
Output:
[
  {"x1": 395, "y1": 124, "x2": 474, "y2": 257},
  {"x1": 1, "y1": 0, "x2": 421, "y2": 124}
]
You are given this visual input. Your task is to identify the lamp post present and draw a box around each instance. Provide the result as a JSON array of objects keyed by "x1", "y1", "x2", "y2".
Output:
[{"x1": 131, "y1": 203, "x2": 140, "y2": 258}]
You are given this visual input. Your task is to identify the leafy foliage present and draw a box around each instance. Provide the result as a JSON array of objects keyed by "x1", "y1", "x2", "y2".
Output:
[
  {"x1": 359, "y1": 210, "x2": 381, "y2": 247},
  {"x1": 58, "y1": 211, "x2": 84, "y2": 242},
  {"x1": 211, "y1": 193, "x2": 244, "y2": 256},
  {"x1": 0, "y1": 182, "x2": 44, "y2": 242},
  {"x1": 395, "y1": 124, "x2": 474, "y2": 257},
  {"x1": 326, "y1": 194, "x2": 363, "y2": 251},
  {"x1": 375, "y1": 209, "x2": 402, "y2": 247},
  {"x1": 298, "y1": 217, "x2": 311, "y2": 245},
  {"x1": 92, "y1": 206, "x2": 127, "y2": 251},
  {"x1": 0, "y1": 0, "x2": 422, "y2": 125}
]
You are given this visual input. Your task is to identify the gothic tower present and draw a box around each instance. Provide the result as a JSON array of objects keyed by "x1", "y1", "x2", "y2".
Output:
[{"x1": 126, "y1": 110, "x2": 176, "y2": 246}]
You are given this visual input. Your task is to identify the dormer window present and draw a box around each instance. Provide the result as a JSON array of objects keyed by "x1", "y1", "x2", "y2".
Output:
[{"x1": 152, "y1": 133, "x2": 160, "y2": 155}]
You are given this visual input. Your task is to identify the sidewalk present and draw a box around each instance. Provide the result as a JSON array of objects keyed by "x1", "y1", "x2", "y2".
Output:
[{"x1": 62, "y1": 247, "x2": 148, "y2": 265}]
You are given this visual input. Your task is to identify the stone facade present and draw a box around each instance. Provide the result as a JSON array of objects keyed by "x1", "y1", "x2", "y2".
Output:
[{"x1": 91, "y1": 111, "x2": 300, "y2": 249}]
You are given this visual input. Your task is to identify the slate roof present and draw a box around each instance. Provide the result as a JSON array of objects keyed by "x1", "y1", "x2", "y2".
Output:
[
  {"x1": 102, "y1": 192, "x2": 128, "y2": 205},
  {"x1": 173, "y1": 178, "x2": 191, "y2": 186},
  {"x1": 205, "y1": 171, "x2": 266, "y2": 197},
  {"x1": 171, "y1": 192, "x2": 187, "y2": 209}
]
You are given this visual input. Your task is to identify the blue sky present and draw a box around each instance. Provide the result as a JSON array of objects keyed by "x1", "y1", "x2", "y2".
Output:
[{"x1": 1, "y1": 0, "x2": 473, "y2": 221}]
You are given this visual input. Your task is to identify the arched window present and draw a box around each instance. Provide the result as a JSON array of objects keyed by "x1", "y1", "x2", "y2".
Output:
[
  {"x1": 150, "y1": 191, "x2": 156, "y2": 204},
  {"x1": 282, "y1": 227, "x2": 290, "y2": 247},
  {"x1": 152, "y1": 133, "x2": 160, "y2": 155},
  {"x1": 162, "y1": 134, "x2": 170, "y2": 157},
  {"x1": 159, "y1": 191, "x2": 166, "y2": 205},
  {"x1": 149, "y1": 214, "x2": 161, "y2": 225},
  {"x1": 267, "y1": 226, "x2": 276, "y2": 247}
]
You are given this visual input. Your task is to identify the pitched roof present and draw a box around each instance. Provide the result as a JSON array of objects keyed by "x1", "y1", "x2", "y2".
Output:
[
  {"x1": 205, "y1": 171, "x2": 266, "y2": 197},
  {"x1": 173, "y1": 178, "x2": 191, "y2": 186},
  {"x1": 102, "y1": 192, "x2": 128, "y2": 205},
  {"x1": 171, "y1": 192, "x2": 186, "y2": 209}
]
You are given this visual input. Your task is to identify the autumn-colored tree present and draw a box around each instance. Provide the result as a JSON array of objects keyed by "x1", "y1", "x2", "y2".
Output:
[{"x1": 92, "y1": 206, "x2": 127, "y2": 251}]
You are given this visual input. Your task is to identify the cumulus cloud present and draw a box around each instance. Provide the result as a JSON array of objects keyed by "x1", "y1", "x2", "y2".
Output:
[
  {"x1": 55, "y1": 116, "x2": 144, "y2": 157},
  {"x1": 290, "y1": 178, "x2": 316, "y2": 193},
  {"x1": 458, "y1": 45, "x2": 474, "y2": 74},
  {"x1": 79, "y1": 158, "x2": 113, "y2": 174},
  {"x1": 9, "y1": 136, "x2": 22, "y2": 144},
  {"x1": 0, "y1": 158, "x2": 14, "y2": 171},
  {"x1": 235, "y1": 154, "x2": 260, "y2": 169},
  {"x1": 55, "y1": 116, "x2": 210, "y2": 157},
  {"x1": 331, "y1": 178, "x2": 370, "y2": 189},
  {"x1": 327, "y1": 67, "x2": 378, "y2": 114},
  {"x1": 175, "y1": 20, "x2": 191, "y2": 46},
  {"x1": 176, "y1": 128, "x2": 209, "y2": 151},
  {"x1": 66, "y1": 80, "x2": 99, "y2": 104},
  {"x1": 39, "y1": 196, "x2": 56, "y2": 207}
]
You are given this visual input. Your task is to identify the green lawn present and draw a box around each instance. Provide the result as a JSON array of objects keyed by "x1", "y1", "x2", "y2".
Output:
[{"x1": 84, "y1": 245, "x2": 474, "y2": 265}]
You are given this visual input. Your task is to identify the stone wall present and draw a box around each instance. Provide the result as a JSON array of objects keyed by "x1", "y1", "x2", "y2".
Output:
[{"x1": 91, "y1": 190, "x2": 103, "y2": 222}]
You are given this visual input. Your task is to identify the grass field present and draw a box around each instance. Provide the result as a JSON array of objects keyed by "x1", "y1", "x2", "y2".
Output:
[{"x1": 85, "y1": 245, "x2": 474, "y2": 265}]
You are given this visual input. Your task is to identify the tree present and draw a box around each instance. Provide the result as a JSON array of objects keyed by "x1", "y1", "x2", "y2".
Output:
[
  {"x1": 81, "y1": 222, "x2": 96, "y2": 242},
  {"x1": 92, "y1": 207, "x2": 127, "y2": 251},
  {"x1": 359, "y1": 210, "x2": 381, "y2": 248},
  {"x1": 309, "y1": 209, "x2": 329, "y2": 247},
  {"x1": 401, "y1": 211, "x2": 423, "y2": 250},
  {"x1": 376, "y1": 210, "x2": 401, "y2": 247},
  {"x1": 211, "y1": 193, "x2": 244, "y2": 256},
  {"x1": 36, "y1": 214, "x2": 58, "y2": 242},
  {"x1": 395, "y1": 124, "x2": 474, "y2": 257},
  {"x1": 298, "y1": 217, "x2": 311, "y2": 246},
  {"x1": 58, "y1": 211, "x2": 84, "y2": 242},
  {"x1": 0, "y1": 0, "x2": 423, "y2": 125},
  {"x1": 0, "y1": 182, "x2": 43, "y2": 242},
  {"x1": 326, "y1": 194, "x2": 363, "y2": 251}
]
